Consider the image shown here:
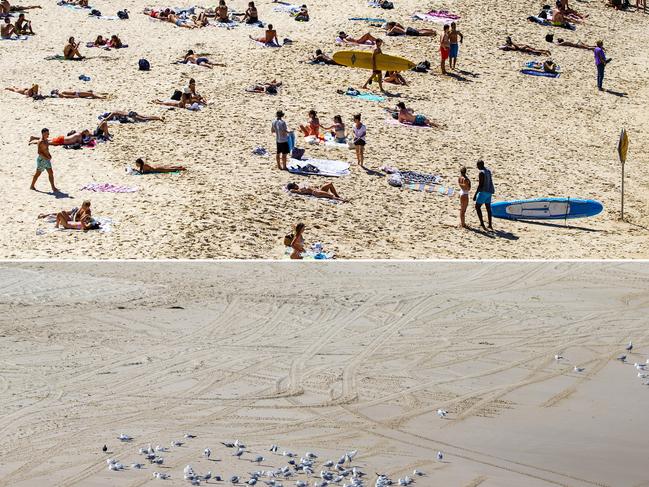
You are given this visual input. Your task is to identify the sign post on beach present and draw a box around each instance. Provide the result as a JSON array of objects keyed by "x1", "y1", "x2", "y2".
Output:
[{"x1": 618, "y1": 129, "x2": 629, "y2": 221}]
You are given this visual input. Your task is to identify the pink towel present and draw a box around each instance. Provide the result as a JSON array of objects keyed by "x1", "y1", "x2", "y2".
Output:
[{"x1": 80, "y1": 183, "x2": 138, "y2": 193}]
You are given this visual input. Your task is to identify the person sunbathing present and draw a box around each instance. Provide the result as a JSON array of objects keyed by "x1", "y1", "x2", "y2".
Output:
[
  {"x1": 396, "y1": 102, "x2": 442, "y2": 128},
  {"x1": 1, "y1": 1, "x2": 41, "y2": 13},
  {"x1": 107, "y1": 34, "x2": 123, "y2": 48},
  {"x1": 286, "y1": 182, "x2": 348, "y2": 202},
  {"x1": 237, "y1": 1, "x2": 259, "y2": 23},
  {"x1": 385, "y1": 22, "x2": 436, "y2": 37},
  {"x1": 250, "y1": 24, "x2": 279, "y2": 45},
  {"x1": 39, "y1": 200, "x2": 91, "y2": 223},
  {"x1": 322, "y1": 115, "x2": 346, "y2": 143},
  {"x1": 14, "y1": 13, "x2": 33, "y2": 34},
  {"x1": 168, "y1": 13, "x2": 196, "y2": 28},
  {"x1": 134, "y1": 158, "x2": 186, "y2": 174},
  {"x1": 247, "y1": 80, "x2": 282, "y2": 94},
  {"x1": 56, "y1": 211, "x2": 96, "y2": 231},
  {"x1": 181, "y1": 50, "x2": 224, "y2": 68},
  {"x1": 99, "y1": 111, "x2": 163, "y2": 123},
  {"x1": 310, "y1": 49, "x2": 338, "y2": 64},
  {"x1": 30, "y1": 130, "x2": 91, "y2": 146},
  {"x1": 63, "y1": 37, "x2": 83, "y2": 59},
  {"x1": 192, "y1": 12, "x2": 210, "y2": 26},
  {"x1": 5, "y1": 84, "x2": 39, "y2": 97},
  {"x1": 215, "y1": 0, "x2": 229, "y2": 22},
  {"x1": 499, "y1": 36, "x2": 550, "y2": 56},
  {"x1": 50, "y1": 89, "x2": 107, "y2": 99},
  {"x1": 93, "y1": 34, "x2": 107, "y2": 46},
  {"x1": 299, "y1": 110, "x2": 320, "y2": 137},
  {"x1": 384, "y1": 70, "x2": 407, "y2": 85},
  {"x1": 549, "y1": 35, "x2": 595, "y2": 50},
  {"x1": 337, "y1": 31, "x2": 377, "y2": 45},
  {"x1": 294, "y1": 4, "x2": 309, "y2": 21},
  {"x1": 152, "y1": 89, "x2": 193, "y2": 108},
  {"x1": 1, "y1": 17, "x2": 16, "y2": 38}
]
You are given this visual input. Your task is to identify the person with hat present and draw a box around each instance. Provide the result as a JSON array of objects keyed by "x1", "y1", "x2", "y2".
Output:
[{"x1": 271, "y1": 110, "x2": 290, "y2": 170}]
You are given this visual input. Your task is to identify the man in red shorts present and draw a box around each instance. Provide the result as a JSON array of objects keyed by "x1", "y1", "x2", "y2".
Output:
[{"x1": 440, "y1": 24, "x2": 450, "y2": 74}]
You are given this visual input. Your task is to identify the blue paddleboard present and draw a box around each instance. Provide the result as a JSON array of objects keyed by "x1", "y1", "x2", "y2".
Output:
[{"x1": 490, "y1": 198, "x2": 603, "y2": 220}]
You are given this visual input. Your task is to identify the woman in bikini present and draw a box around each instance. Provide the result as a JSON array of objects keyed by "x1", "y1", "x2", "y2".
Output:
[
  {"x1": 322, "y1": 115, "x2": 346, "y2": 143},
  {"x1": 134, "y1": 158, "x2": 186, "y2": 174},
  {"x1": 384, "y1": 71, "x2": 408, "y2": 85},
  {"x1": 299, "y1": 110, "x2": 320, "y2": 137},
  {"x1": 337, "y1": 31, "x2": 377, "y2": 45},
  {"x1": 50, "y1": 89, "x2": 107, "y2": 99},
  {"x1": 286, "y1": 182, "x2": 348, "y2": 202},
  {"x1": 182, "y1": 50, "x2": 223, "y2": 69},
  {"x1": 63, "y1": 37, "x2": 83, "y2": 59},
  {"x1": 500, "y1": 36, "x2": 550, "y2": 56},
  {"x1": 288, "y1": 222, "x2": 306, "y2": 259},
  {"x1": 5, "y1": 84, "x2": 39, "y2": 97},
  {"x1": 55, "y1": 211, "x2": 95, "y2": 231},
  {"x1": 458, "y1": 166, "x2": 471, "y2": 228},
  {"x1": 39, "y1": 200, "x2": 91, "y2": 223},
  {"x1": 152, "y1": 89, "x2": 192, "y2": 108},
  {"x1": 239, "y1": 1, "x2": 258, "y2": 24}
]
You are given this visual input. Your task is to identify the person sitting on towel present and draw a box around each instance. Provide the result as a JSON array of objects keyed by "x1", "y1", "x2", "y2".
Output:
[
  {"x1": 384, "y1": 70, "x2": 408, "y2": 85},
  {"x1": 250, "y1": 24, "x2": 279, "y2": 45},
  {"x1": 286, "y1": 182, "x2": 348, "y2": 202}
]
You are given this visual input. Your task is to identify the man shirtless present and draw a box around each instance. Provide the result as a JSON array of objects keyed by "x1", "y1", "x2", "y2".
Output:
[
  {"x1": 449, "y1": 22, "x2": 463, "y2": 70},
  {"x1": 250, "y1": 23, "x2": 279, "y2": 45},
  {"x1": 396, "y1": 102, "x2": 442, "y2": 128},
  {"x1": 30, "y1": 130, "x2": 91, "y2": 146},
  {"x1": 337, "y1": 31, "x2": 377, "y2": 45},
  {"x1": 29, "y1": 128, "x2": 58, "y2": 192},
  {"x1": 14, "y1": 13, "x2": 33, "y2": 34},
  {"x1": 362, "y1": 38, "x2": 385, "y2": 92},
  {"x1": 385, "y1": 22, "x2": 436, "y2": 37},
  {"x1": 63, "y1": 37, "x2": 83, "y2": 59},
  {"x1": 440, "y1": 24, "x2": 451, "y2": 74},
  {"x1": 99, "y1": 111, "x2": 163, "y2": 123},
  {"x1": 1, "y1": 17, "x2": 16, "y2": 38},
  {"x1": 1, "y1": 0, "x2": 41, "y2": 13}
]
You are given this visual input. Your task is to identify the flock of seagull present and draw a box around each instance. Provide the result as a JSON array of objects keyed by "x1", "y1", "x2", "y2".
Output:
[
  {"x1": 104, "y1": 437, "x2": 434, "y2": 486},
  {"x1": 554, "y1": 341, "x2": 649, "y2": 385}
]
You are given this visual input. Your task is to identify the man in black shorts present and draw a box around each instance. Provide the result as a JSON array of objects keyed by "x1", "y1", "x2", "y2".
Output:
[{"x1": 271, "y1": 110, "x2": 290, "y2": 170}]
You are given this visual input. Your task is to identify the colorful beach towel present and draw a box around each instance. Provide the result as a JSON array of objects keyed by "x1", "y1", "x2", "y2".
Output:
[
  {"x1": 348, "y1": 17, "x2": 385, "y2": 23},
  {"x1": 0, "y1": 35, "x2": 29, "y2": 41},
  {"x1": 412, "y1": 10, "x2": 460, "y2": 23},
  {"x1": 399, "y1": 170, "x2": 442, "y2": 185},
  {"x1": 288, "y1": 158, "x2": 351, "y2": 177},
  {"x1": 405, "y1": 181, "x2": 455, "y2": 196},
  {"x1": 520, "y1": 68, "x2": 560, "y2": 78},
  {"x1": 80, "y1": 183, "x2": 138, "y2": 193},
  {"x1": 385, "y1": 117, "x2": 432, "y2": 129}
]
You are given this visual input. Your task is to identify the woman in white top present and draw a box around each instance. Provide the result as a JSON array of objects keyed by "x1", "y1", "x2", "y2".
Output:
[
  {"x1": 458, "y1": 166, "x2": 471, "y2": 228},
  {"x1": 352, "y1": 113, "x2": 366, "y2": 167}
]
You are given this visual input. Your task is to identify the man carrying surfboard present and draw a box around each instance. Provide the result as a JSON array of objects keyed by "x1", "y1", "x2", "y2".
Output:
[
  {"x1": 473, "y1": 160, "x2": 495, "y2": 231},
  {"x1": 362, "y1": 38, "x2": 385, "y2": 93}
]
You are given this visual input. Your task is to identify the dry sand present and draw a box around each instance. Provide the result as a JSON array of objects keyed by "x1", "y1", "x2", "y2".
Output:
[
  {"x1": 1, "y1": 0, "x2": 649, "y2": 258},
  {"x1": 1, "y1": 262, "x2": 648, "y2": 486}
]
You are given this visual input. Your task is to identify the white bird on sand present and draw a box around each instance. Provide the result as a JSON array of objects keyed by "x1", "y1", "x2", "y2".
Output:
[
  {"x1": 184, "y1": 465, "x2": 195, "y2": 475},
  {"x1": 254, "y1": 455, "x2": 264, "y2": 464},
  {"x1": 132, "y1": 463, "x2": 144, "y2": 469},
  {"x1": 413, "y1": 469, "x2": 424, "y2": 476},
  {"x1": 646, "y1": 358, "x2": 649, "y2": 365},
  {"x1": 626, "y1": 341, "x2": 633, "y2": 352},
  {"x1": 106, "y1": 458, "x2": 116, "y2": 465},
  {"x1": 247, "y1": 478, "x2": 257, "y2": 485},
  {"x1": 230, "y1": 475, "x2": 240, "y2": 483},
  {"x1": 306, "y1": 452, "x2": 317, "y2": 459},
  {"x1": 574, "y1": 366, "x2": 585, "y2": 372},
  {"x1": 436, "y1": 451, "x2": 444, "y2": 461},
  {"x1": 117, "y1": 433, "x2": 132, "y2": 442},
  {"x1": 437, "y1": 409, "x2": 447, "y2": 418},
  {"x1": 108, "y1": 462, "x2": 123, "y2": 471},
  {"x1": 152, "y1": 457, "x2": 164, "y2": 465},
  {"x1": 171, "y1": 440, "x2": 183, "y2": 447},
  {"x1": 638, "y1": 373, "x2": 648, "y2": 379},
  {"x1": 203, "y1": 472, "x2": 212, "y2": 481},
  {"x1": 155, "y1": 445, "x2": 168, "y2": 452},
  {"x1": 153, "y1": 472, "x2": 170, "y2": 480},
  {"x1": 235, "y1": 439, "x2": 246, "y2": 448},
  {"x1": 296, "y1": 481, "x2": 307, "y2": 487},
  {"x1": 270, "y1": 444, "x2": 279, "y2": 453},
  {"x1": 634, "y1": 363, "x2": 646, "y2": 370},
  {"x1": 554, "y1": 354, "x2": 564, "y2": 361},
  {"x1": 204, "y1": 448, "x2": 212, "y2": 459},
  {"x1": 346, "y1": 450, "x2": 358, "y2": 461},
  {"x1": 323, "y1": 461, "x2": 334, "y2": 468},
  {"x1": 617, "y1": 355, "x2": 627, "y2": 362},
  {"x1": 234, "y1": 448, "x2": 245, "y2": 459},
  {"x1": 191, "y1": 479, "x2": 201, "y2": 486}
]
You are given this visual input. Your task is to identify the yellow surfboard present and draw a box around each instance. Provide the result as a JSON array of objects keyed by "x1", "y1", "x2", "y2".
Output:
[{"x1": 333, "y1": 50, "x2": 416, "y2": 72}]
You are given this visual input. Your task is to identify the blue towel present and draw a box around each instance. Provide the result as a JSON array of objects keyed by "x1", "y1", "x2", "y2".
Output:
[
  {"x1": 346, "y1": 92, "x2": 386, "y2": 102},
  {"x1": 520, "y1": 69, "x2": 560, "y2": 78},
  {"x1": 348, "y1": 17, "x2": 385, "y2": 22}
]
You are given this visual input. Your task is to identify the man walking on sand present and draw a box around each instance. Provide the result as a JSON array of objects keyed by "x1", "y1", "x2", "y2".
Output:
[
  {"x1": 362, "y1": 38, "x2": 385, "y2": 93},
  {"x1": 440, "y1": 24, "x2": 451, "y2": 74},
  {"x1": 448, "y1": 22, "x2": 463, "y2": 70},
  {"x1": 271, "y1": 110, "x2": 289, "y2": 170},
  {"x1": 473, "y1": 160, "x2": 495, "y2": 231},
  {"x1": 29, "y1": 128, "x2": 58, "y2": 192}
]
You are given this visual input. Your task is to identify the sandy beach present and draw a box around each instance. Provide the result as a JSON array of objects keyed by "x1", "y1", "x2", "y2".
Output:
[
  {"x1": 1, "y1": 0, "x2": 649, "y2": 258},
  {"x1": 0, "y1": 262, "x2": 648, "y2": 486}
]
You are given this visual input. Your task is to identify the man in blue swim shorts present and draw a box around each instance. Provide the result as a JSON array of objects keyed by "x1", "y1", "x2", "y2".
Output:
[
  {"x1": 449, "y1": 22, "x2": 463, "y2": 70},
  {"x1": 473, "y1": 159, "x2": 495, "y2": 231},
  {"x1": 29, "y1": 128, "x2": 58, "y2": 193}
]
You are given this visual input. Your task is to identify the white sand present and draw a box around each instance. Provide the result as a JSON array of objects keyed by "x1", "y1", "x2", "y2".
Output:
[
  {"x1": 0, "y1": 0, "x2": 648, "y2": 258},
  {"x1": 1, "y1": 262, "x2": 648, "y2": 486}
]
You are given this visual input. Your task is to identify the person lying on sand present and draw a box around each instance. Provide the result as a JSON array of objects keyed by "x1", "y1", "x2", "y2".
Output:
[
  {"x1": 299, "y1": 110, "x2": 320, "y2": 137},
  {"x1": 1, "y1": 17, "x2": 16, "y2": 38},
  {"x1": 99, "y1": 111, "x2": 163, "y2": 123},
  {"x1": 38, "y1": 200, "x2": 91, "y2": 223},
  {"x1": 499, "y1": 36, "x2": 550, "y2": 56},
  {"x1": 134, "y1": 157, "x2": 186, "y2": 174},
  {"x1": 546, "y1": 34, "x2": 595, "y2": 50},
  {"x1": 396, "y1": 102, "x2": 443, "y2": 128},
  {"x1": 310, "y1": 49, "x2": 338, "y2": 64},
  {"x1": 29, "y1": 122, "x2": 110, "y2": 146},
  {"x1": 286, "y1": 182, "x2": 348, "y2": 202},
  {"x1": 247, "y1": 80, "x2": 282, "y2": 94},
  {"x1": 63, "y1": 37, "x2": 84, "y2": 59},
  {"x1": 167, "y1": 13, "x2": 196, "y2": 28},
  {"x1": 337, "y1": 31, "x2": 377, "y2": 45},
  {"x1": 14, "y1": 13, "x2": 33, "y2": 34},
  {"x1": 1, "y1": 0, "x2": 41, "y2": 13},
  {"x1": 152, "y1": 89, "x2": 195, "y2": 108},
  {"x1": 384, "y1": 70, "x2": 407, "y2": 85},
  {"x1": 250, "y1": 24, "x2": 279, "y2": 45},
  {"x1": 50, "y1": 89, "x2": 107, "y2": 99},
  {"x1": 294, "y1": 4, "x2": 308, "y2": 21},
  {"x1": 181, "y1": 50, "x2": 225, "y2": 69},
  {"x1": 191, "y1": 12, "x2": 210, "y2": 27},
  {"x1": 385, "y1": 22, "x2": 436, "y2": 37},
  {"x1": 322, "y1": 115, "x2": 346, "y2": 143},
  {"x1": 5, "y1": 84, "x2": 39, "y2": 97}
]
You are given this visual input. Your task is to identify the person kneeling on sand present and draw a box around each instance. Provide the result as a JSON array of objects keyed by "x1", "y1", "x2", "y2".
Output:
[
  {"x1": 134, "y1": 157, "x2": 186, "y2": 174},
  {"x1": 396, "y1": 102, "x2": 442, "y2": 128},
  {"x1": 286, "y1": 182, "x2": 348, "y2": 202}
]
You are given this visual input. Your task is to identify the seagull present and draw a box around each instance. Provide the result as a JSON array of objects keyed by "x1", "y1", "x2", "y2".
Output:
[
  {"x1": 171, "y1": 440, "x2": 183, "y2": 447},
  {"x1": 638, "y1": 373, "x2": 648, "y2": 379},
  {"x1": 346, "y1": 450, "x2": 357, "y2": 461},
  {"x1": 204, "y1": 448, "x2": 212, "y2": 459},
  {"x1": 283, "y1": 451, "x2": 296, "y2": 458},
  {"x1": 222, "y1": 441, "x2": 236, "y2": 448},
  {"x1": 235, "y1": 439, "x2": 246, "y2": 448},
  {"x1": 185, "y1": 433, "x2": 197, "y2": 439},
  {"x1": 554, "y1": 354, "x2": 564, "y2": 361},
  {"x1": 117, "y1": 433, "x2": 132, "y2": 442},
  {"x1": 270, "y1": 444, "x2": 279, "y2": 453},
  {"x1": 155, "y1": 445, "x2": 168, "y2": 452},
  {"x1": 323, "y1": 461, "x2": 334, "y2": 468},
  {"x1": 626, "y1": 341, "x2": 633, "y2": 352},
  {"x1": 234, "y1": 448, "x2": 245, "y2": 459},
  {"x1": 617, "y1": 354, "x2": 627, "y2": 362},
  {"x1": 184, "y1": 465, "x2": 195, "y2": 475},
  {"x1": 203, "y1": 472, "x2": 212, "y2": 481},
  {"x1": 106, "y1": 458, "x2": 116, "y2": 465},
  {"x1": 132, "y1": 463, "x2": 144, "y2": 469},
  {"x1": 230, "y1": 475, "x2": 240, "y2": 483},
  {"x1": 413, "y1": 469, "x2": 424, "y2": 476},
  {"x1": 306, "y1": 452, "x2": 317, "y2": 459},
  {"x1": 102, "y1": 444, "x2": 107, "y2": 453},
  {"x1": 153, "y1": 471, "x2": 170, "y2": 480},
  {"x1": 248, "y1": 479, "x2": 258, "y2": 485},
  {"x1": 254, "y1": 456, "x2": 264, "y2": 464},
  {"x1": 437, "y1": 409, "x2": 447, "y2": 418},
  {"x1": 296, "y1": 481, "x2": 307, "y2": 487},
  {"x1": 152, "y1": 457, "x2": 164, "y2": 465},
  {"x1": 191, "y1": 479, "x2": 201, "y2": 486},
  {"x1": 574, "y1": 366, "x2": 585, "y2": 372},
  {"x1": 634, "y1": 363, "x2": 646, "y2": 370},
  {"x1": 436, "y1": 451, "x2": 443, "y2": 461}
]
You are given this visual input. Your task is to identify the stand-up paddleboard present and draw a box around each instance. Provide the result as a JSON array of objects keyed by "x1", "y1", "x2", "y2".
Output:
[
  {"x1": 333, "y1": 50, "x2": 416, "y2": 72},
  {"x1": 491, "y1": 198, "x2": 603, "y2": 220}
]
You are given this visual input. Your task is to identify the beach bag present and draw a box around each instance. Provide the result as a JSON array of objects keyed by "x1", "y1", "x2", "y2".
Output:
[
  {"x1": 171, "y1": 89, "x2": 182, "y2": 101},
  {"x1": 545, "y1": 33, "x2": 554, "y2": 43},
  {"x1": 265, "y1": 85, "x2": 278, "y2": 95},
  {"x1": 291, "y1": 147, "x2": 305, "y2": 160},
  {"x1": 138, "y1": 58, "x2": 150, "y2": 71},
  {"x1": 380, "y1": 0, "x2": 394, "y2": 9},
  {"x1": 413, "y1": 61, "x2": 429, "y2": 73},
  {"x1": 117, "y1": 9, "x2": 129, "y2": 19},
  {"x1": 89, "y1": 8, "x2": 101, "y2": 16}
]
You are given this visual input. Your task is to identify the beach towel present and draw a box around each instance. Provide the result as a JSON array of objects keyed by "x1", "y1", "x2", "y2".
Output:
[
  {"x1": 283, "y1": 186, "x2": 343, "y2": 204},
  {"x1": 288, "y1": 158, "x2": 351, "y2": 177},
  {"x1": 80, "y1": 183, "x2": 138, "y2": 193},
  {"x1": 520, "y1": 69, "x2": 560, "y2": 78},
  {"x1": 209, "y1": 19, "x2": 238, "y2": 28},
  {"x1": 90, "y1": 14, "x2": 120, "y2": 20},
  {"x1": 272, "y1": 3, "x2": 300, "y2": 13},
  {"x1": 527, "y1": 15, "x2": 575, "y2": 30},
  {"x1": 45, "y1": 55, "x2": 83, "y2": 61},
  {"x1": 0, "y1": 35, "x2": 29, "y2": 41},
  {"x1": 412, "y1": 10, "x2": 460, "y2": 23},
  {"x1": 385, "y1": 117, "x2": 432, "y2": 129},
  {"x1": 323, "y1": 134, "x2": 350, "y2": 150},
  {"x1": 253, "y1": 40, "x2": 281, "y2": 48},
  {"x1": 348, "y1": 17, "x2": 385, "y2": 23},
  {"x1": 343, "y1": 91, "x2": 385, "y2": 102},
  {"x1": 125, "y1": 167, "x2": 181, "y2": 175},
  {"x1": 399, "y1": 170, "x2": 442, "y2": 185},
  {"x1": 404, "y1": 182, "x2": 455, "y2": 196}
]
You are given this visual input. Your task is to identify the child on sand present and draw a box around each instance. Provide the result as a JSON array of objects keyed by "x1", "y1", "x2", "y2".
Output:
[{"x1": 352, "y1": 114, "x2": 366, "y2": 167}]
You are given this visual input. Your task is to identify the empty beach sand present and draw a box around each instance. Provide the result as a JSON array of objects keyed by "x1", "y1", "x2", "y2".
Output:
[
  {"x1": 1, "y1": 0, "x2": 649, "y2": 258},
  {"x1": 1, "y1": 262, "x2": 648, "y2": 486}
]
